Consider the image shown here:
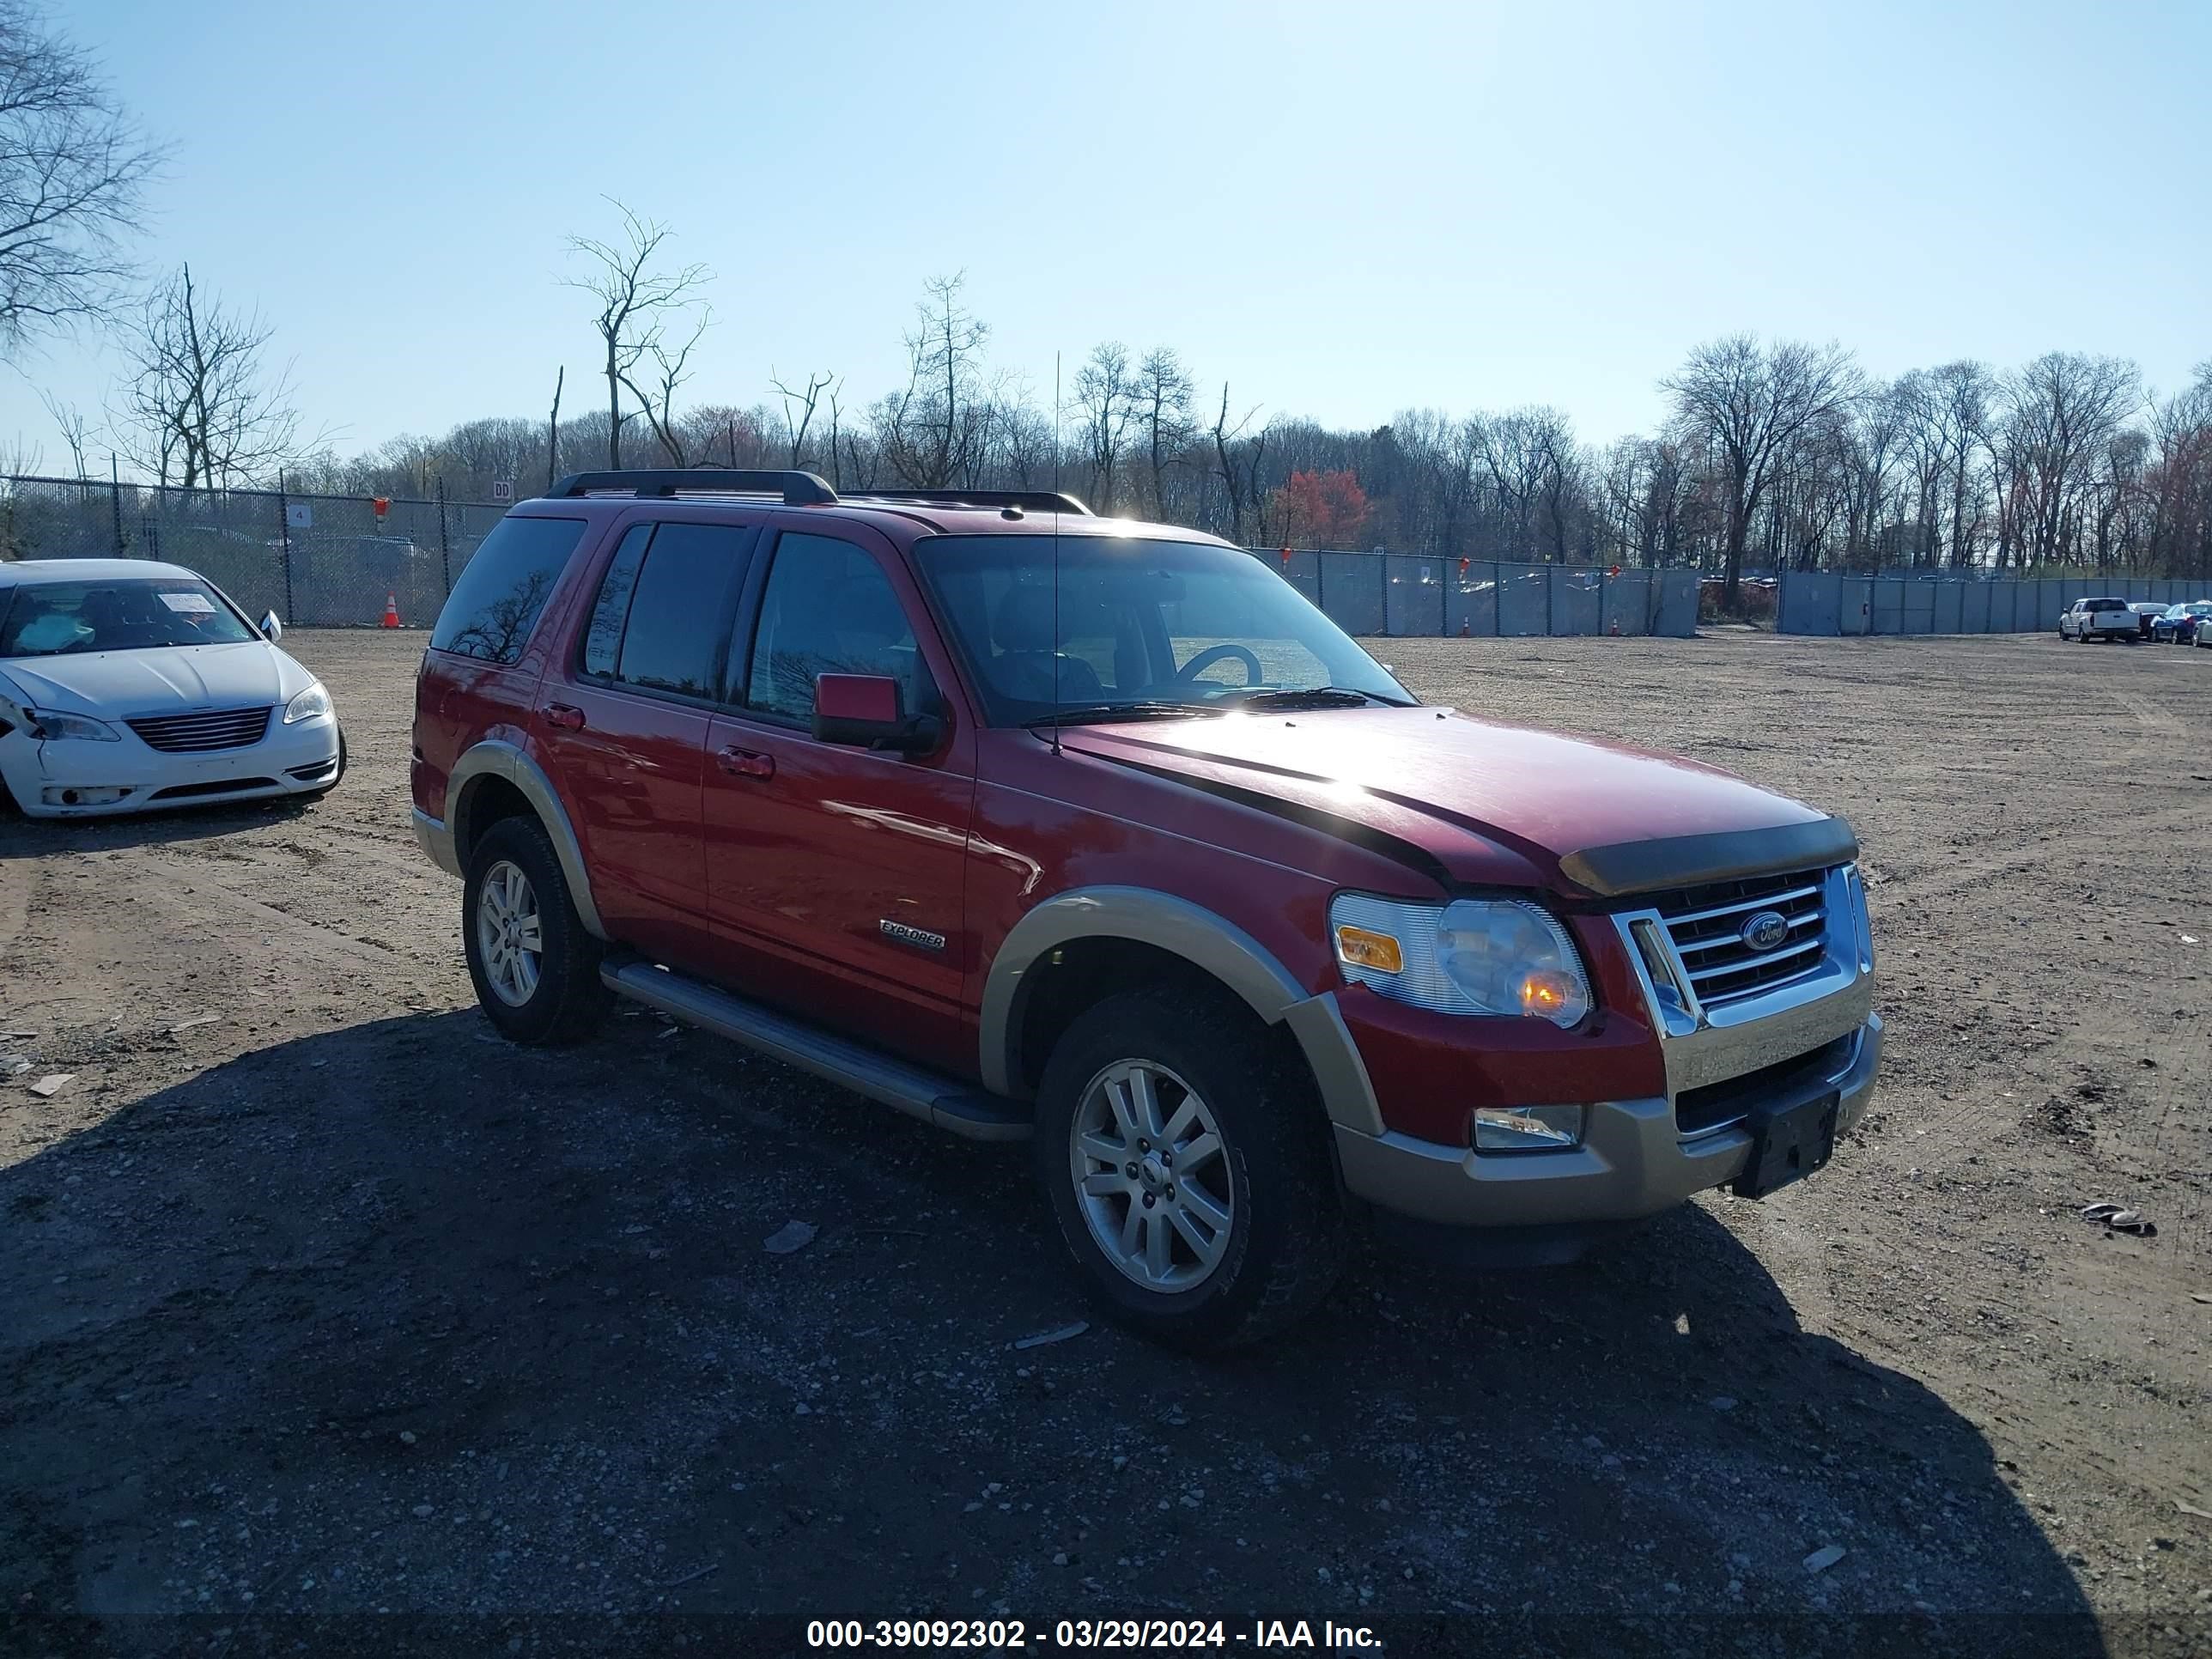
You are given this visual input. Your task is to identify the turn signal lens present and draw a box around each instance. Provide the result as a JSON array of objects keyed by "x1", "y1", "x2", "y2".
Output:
[
  {"x1": 1521, "y1": 970, "x2": 1576, "y2": 1017},
  {"x1": 1334, "y1": 924, "x2": 1404, "y2": 975}
]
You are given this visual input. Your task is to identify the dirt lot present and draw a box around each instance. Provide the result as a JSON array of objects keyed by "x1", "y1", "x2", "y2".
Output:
[{"x1": 3, "y1": 627, "x2": 2209, "y2": 1656}]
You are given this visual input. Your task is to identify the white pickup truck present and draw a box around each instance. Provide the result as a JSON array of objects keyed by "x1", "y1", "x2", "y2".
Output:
[{"x1": 2060, "y1": 597, "x2": 2140, "y2": 642}]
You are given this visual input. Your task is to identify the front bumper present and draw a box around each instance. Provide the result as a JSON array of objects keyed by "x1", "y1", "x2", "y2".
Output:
[
  {"x1": 1325, "y1": 862, "x2": 1881, "y2": 1232},
  {"x1": 1334, "y1": 1012, "x2": 1880, "y2": 1228},
  {"x1": 1, "y1": 714, "x2": 342, "y2": 818}
]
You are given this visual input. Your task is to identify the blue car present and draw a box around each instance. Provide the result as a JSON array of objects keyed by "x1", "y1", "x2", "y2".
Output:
[{"x1": 2151, "y1": 601, "x2": 2212, "y2": 643}]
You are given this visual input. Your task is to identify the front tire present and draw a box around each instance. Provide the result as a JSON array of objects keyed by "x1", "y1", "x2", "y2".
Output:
[
  {"x1": 1033, "y1": 986, "x2": 1348, "y2": 1351},
  {"x1": 463, "y1": 816, "x2": 609, "y2": 1045}
]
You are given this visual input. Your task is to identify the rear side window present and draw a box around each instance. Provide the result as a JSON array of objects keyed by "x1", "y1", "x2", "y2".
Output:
[
  {"x1": 430, "y1": 515, "x2": 586, "y2": 662},
  {"x1": 579, "y1": 521, "x2": 755, "y2": 699}
]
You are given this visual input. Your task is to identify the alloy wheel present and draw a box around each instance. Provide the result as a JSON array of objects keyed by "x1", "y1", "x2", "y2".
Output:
[
  {"x1": 476, "y1": 859, "x2": 544, "y2": 1007},
  {"x1": 1068, "y1": 1059, "x2": 1235, "y2": 1292}
]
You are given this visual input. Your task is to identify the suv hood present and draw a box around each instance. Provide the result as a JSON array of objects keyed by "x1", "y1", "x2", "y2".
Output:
[
  {"x1": 0, "y1": 641, "x2": 309, "y2": 720},
  {"x1": 1060, "y1": 706, "x2": 1852, "y2": 898}
]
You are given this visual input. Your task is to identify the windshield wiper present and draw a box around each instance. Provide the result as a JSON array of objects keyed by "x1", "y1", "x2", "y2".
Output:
[
  {"x1": 1024, "y1": 702, "x2": 1217, "y2": 729},
  {"x1": 1224, "y1": 686, "x2": 1415, "y2": 710}
]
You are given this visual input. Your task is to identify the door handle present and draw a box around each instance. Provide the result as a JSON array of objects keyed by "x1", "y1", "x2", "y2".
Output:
[
  {"x1": 543, "y1": 702, "x2": 586, "y2": 731},
  {"x1": 717, "y1": 745, "x2": 775, "y2": 780}
]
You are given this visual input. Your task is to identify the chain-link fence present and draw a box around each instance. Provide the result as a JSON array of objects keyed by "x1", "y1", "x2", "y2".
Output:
[
  {"x1": 0, "y1": 477, "x2": 1703, "y2": 641},
  {"x1": 1777, "y1": 571, "x2": 2212, "y2": 635},
  {"x1": 0, "y1": 474, "x2": 512, "y2": 628},
  {"x1": 1250, "y1": 549, "x2": 1700, "y2": 638}
]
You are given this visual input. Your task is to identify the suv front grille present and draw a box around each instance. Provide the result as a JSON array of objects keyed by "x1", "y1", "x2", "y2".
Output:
[
  {"x1": 126, "y1": 706, "x2": 273, "y2": 753},
  {"x1": 1649, "y1": 868, "x2": 1829, "y2": 1008}
]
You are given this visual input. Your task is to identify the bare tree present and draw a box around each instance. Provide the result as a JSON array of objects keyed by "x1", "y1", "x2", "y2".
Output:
[
  {"x1": 37, "y1": 384, "x2": 88, "y2": 475},
  {"x1": 116, "y1": 263, "x2": 305, "y2": 487},
  {"x1": 881, "y1": 273, "x2": 989, "y2": 487},
  {"x1": 617, "y1": 305, "x2": 710, "y2": 466},
  {"x1": 0, "y1": 2, "x2": 162, "y2": 357},
  {"x1": 563, "y1": 202, "x2": 711, "y2": 470},
  {"x1": 770, "y1": 369, "x2": 835, "y2": 468},
  {"x1": 1999, "y1": 351, "x2": 2141, "y2": 567},
  {"x1": 1135, "y1": 346, "x2": 1195, "y2": 518},
  {"x1": 1662, "y1": 335, "x2": 1863, "y2": 605},
  {"x1": 1073, "y1": 341, "x2": 1140, "y2": 514},
  {"x1": 1210, "y1": 383, "x2": 1265, "y2": 545},
  {"x1": 1930, "y1": 360, "x2": 1996, "y2": 568},
  {"x1": 544, "y1": 365, "x2": 562, "y2": 491}
]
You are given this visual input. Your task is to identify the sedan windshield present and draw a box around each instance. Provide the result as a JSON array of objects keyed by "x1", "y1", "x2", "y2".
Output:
[
  {"x1": 0, "y1": 576, "x2": 258, "y2": 658},
  {"x1": 912, "y1": 535, "x2": 1413, "y2": 726}
]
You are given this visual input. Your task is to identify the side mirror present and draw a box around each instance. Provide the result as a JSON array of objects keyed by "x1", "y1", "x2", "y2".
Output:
[
  {"x1": 258, "y1": 611, "x2": 283, "y2": 643},
  {"x1": 813, "y1": 673, "x2": 939, "y2": 754}
]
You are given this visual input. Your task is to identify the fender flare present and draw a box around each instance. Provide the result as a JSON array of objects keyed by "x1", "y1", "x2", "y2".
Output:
[
  {"x1": 447, "y1": 739, "x2": 608, "y2": 939},
  {"x1": 979, "y1": 886, "x2": 1382, "y2": 1134}
]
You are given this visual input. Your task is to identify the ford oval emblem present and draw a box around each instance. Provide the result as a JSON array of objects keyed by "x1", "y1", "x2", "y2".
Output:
[{"x1": 1740, "y1": 909, "x2": 1790, "y2": 952}]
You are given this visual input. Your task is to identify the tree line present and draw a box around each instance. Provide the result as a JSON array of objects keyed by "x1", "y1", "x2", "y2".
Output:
[
  {"x1": 1, "y1": 0, "x2": 2204, "y2": 605},
  {"x1": 295, "y1": 252, "x2": 2212, "y2": 608}
]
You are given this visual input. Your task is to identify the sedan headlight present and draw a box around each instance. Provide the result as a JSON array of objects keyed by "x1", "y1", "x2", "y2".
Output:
[
  {"x1": 1329, "y1": 893, "x2": 1592, "y2": 1027},
  {"x1": 283, "y1": 682, "x2": 333, "y2": 725},
  {"x1": 27, "y1": 708, "x2": 120, "y2": 742}
]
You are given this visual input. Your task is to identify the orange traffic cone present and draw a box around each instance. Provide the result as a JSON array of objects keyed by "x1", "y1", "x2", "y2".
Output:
[{"x1": 380, "y1": 592, "x2": 400, "y2": 629}]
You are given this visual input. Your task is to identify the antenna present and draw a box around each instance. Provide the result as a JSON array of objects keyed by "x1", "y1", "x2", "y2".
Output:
[{"x1": 1051, "y1": 349, "x2": 1062, "y2": 757}]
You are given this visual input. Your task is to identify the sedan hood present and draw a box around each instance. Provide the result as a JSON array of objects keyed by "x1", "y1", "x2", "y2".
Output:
[
  {"x1": 0, "y1": 641, "x2": 310, "y2": 719},
  {"x1": 1060, "y1": 706, "x2": 1852, "y2": 898}
]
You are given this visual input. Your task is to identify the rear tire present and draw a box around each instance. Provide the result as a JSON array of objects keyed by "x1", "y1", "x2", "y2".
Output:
[
  {"x1": 463, "y1": 816, "x2": 610, "y2": 1045},
  {"x1": 1033, "y1": 985, "x2": 1349, "y2": 1352}
]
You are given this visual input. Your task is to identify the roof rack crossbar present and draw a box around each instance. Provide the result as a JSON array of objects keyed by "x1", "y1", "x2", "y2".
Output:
[
  {"x1": 848, "y1": 488, "x2": 1092, "y2": 516},
  {"x1": 550, "y1": 469, "x2": 837, "y2": 506}
]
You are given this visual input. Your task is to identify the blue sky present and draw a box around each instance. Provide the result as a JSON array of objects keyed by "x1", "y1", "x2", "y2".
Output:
[{"x1": 4, "y1": 0, "x2": 2207, "y2": 470}]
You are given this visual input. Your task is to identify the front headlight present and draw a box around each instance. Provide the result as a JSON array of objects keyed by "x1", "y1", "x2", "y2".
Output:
[
  {"x1": 283, "y1": 682, "x2": 333, "y2": 724},
  {"x1": 27, "y1": 708, "x2": 120, "y2": 742},
  {"x1": 1329, "y1": 892, "x2": 1593, "y2": 1027}
]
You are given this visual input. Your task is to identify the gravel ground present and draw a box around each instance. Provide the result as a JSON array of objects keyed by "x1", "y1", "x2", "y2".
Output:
[{"x1": 2, "y1": 626, "x2": 2209, "y2": 1657}]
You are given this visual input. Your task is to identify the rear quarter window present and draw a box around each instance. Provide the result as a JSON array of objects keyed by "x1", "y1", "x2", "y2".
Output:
[{"x1": 430, "y1": 515, "x2": 588, "y2": 663}]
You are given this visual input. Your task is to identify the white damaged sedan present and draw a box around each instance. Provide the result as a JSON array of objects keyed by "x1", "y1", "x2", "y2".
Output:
[{"x1": 0, "y1": 560, "x2": 343, "y2": 818}]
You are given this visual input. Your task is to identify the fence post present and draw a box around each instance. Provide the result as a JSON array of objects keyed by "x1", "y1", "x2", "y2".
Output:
[
  {"x1": 436, "y1": 476, "x2": 452, "y2": 597},
  {"x1": 1378, "y1": 554, "x2": 1388, "y2": 635},
  {"x1": 276, "y1": 471, "x2": 295, "y2": 623},
  {"x1": 109, "y1": 455, "x2": 125, "y2": 554}
]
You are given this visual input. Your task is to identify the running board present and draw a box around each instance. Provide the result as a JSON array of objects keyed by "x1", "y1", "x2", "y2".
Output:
[{"x1": 600, "y1": 959, "x2": 1030, "y2": 1142}]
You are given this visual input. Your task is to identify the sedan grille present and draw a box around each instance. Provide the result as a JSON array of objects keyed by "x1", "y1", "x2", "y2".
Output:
[
  {"x1": 125, "y1": 706, "x2": 273, "y2": 753},
  {"x1": 1649, "y1": 868, "x2": 1829, "y2": 1008}
]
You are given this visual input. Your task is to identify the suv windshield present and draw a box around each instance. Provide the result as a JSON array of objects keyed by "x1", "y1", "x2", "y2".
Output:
[
  {"x1": 913, "y1": 535, "x2": 1412, "y2": 726},
  {"x1": 0, "y1": 576, "x2": 258, "y2": 658}
]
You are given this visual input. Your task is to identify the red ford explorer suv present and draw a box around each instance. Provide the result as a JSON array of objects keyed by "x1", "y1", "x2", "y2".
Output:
[{"x1": 412, "y1": 471, "x2": 1880, "y2": 1349}]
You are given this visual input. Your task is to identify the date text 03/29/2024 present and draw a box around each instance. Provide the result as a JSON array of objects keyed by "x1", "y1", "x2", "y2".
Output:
[{"x1": 805, "y1": 1619, "x2": 1382, "y2": 1650}]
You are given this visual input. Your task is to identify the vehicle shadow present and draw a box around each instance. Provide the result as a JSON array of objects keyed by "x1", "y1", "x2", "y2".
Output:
[
  {"x1": 0, "y1": 791, "x2": 331, "y2": 857},
  {"x1": 0, "y1": 1011, "x2": 2116, "y2": 1658}
]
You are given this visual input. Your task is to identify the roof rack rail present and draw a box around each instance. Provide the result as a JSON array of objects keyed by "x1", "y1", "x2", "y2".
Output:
[
  {"x1": 550, "y1": 469, "x2": 837, "y2": 506},
  {"x1": 849, "y1": 488, "x2": 1093, "y2": 516}
]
